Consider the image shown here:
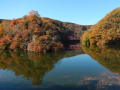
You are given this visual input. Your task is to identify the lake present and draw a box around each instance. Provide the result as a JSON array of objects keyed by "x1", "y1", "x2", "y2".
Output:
[{"x1": 0, "y1": 47, "x2": 120, "y2": 90}]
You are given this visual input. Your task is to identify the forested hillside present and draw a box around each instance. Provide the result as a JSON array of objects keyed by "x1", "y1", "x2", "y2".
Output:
[
  {"x1": 0, "y1": 11, "x2": 91, "y2": 52},
  {"x1": 82, "y1": 8, "x2": 120, "y2": 48}
]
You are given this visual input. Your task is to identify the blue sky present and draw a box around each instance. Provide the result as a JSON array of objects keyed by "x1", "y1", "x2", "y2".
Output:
[{"x1": 0, "y1": 0, "x2": 120, "y2": 25}]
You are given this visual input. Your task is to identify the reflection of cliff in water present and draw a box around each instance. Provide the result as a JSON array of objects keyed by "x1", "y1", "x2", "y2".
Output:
[
  {"x1": 83, "y1": 46, "x2": 120, "y2": 74},
  {"x1": 0, "y1": 50, "x2": 83, "y2": 86}
]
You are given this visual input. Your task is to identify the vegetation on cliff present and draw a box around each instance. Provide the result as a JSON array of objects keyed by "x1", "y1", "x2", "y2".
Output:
[
  {"x1": 82, "y1": 8, "x2": 120, "y2": 47},
  {"x1": 0, "y1": 10, "x2": 90, "y2": 52}
]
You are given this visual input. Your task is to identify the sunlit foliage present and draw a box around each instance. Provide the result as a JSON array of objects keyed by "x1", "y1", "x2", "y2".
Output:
[
  {"x1": 82, "y1": 8, "x2": 120, "y2": 47},
  {"x1": 0, "y1": 11, "x2": 90, "y2": 52}
]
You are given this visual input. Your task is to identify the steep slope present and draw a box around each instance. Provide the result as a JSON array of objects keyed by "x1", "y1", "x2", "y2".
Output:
[
  {"x1": 0, "y1": 11, "x2": 91, "y2": 52},
  {"x1": 82, "y1": 8, "x2": 120, "y2": 47}
]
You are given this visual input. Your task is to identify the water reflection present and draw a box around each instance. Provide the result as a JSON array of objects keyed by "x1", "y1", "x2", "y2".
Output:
[
  {"x1": 0, "y1": 50, "x2": 83, "y2": 86},
  {"x1": 79, "y1": 72, "x2": 120, "y2": 90},
  {"x1": 83, "y1": 46, "x2": 120, "y2": 74},
  {"x1": 80, "y1": 46, "x2": 120, "y2": 90},
  {"x1": 0, "y1": 47, "x2": 120, "y2": 90}
]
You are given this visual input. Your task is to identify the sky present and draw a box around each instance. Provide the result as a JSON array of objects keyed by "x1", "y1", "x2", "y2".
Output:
[{"x1": 0, "y1": 0, "x2": 120, "y2": 25}]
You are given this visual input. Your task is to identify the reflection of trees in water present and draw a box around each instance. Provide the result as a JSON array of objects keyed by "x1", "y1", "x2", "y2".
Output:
[
  {"x1": 0, "y1": 50, "x2": 83, "y2": 86},
  {"x1": 83, "y1": 46, "x2": 120, "y2": 74},
  {"x1": 0, "y1": 51, "x2": 60, "y2": 86}
]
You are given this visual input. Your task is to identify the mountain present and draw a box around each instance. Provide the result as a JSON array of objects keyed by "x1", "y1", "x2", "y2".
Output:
[
  {"x1": 82, "y1": 8, "x2": 120, "y2": 48},
  {"x1": 0, "y1": 11, "x2": 91, "y2": 53}
]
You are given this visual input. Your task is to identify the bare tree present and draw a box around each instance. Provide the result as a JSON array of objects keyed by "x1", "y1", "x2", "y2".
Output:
[{"x1": 28, "y1": 10, "x2": 40, "y2": 17}]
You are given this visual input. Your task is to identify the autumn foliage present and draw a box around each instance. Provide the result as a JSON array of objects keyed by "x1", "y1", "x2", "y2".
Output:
[
  {"x1": 0, "y1": 10, "x2": 63, "y2": 52},
  {"x1": 82, "y1": 8, "x2": 120, "y2": 47},
  {"x1": 0, "y1": 10, "x2": 89, "y2": 52},
  {"x1": 0, "y1": 10, "x2": 90, "y2": 52}
]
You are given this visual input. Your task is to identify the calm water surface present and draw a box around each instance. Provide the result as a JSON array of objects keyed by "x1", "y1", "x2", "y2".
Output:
[{"x1": 0, "y1": 48, "x2": 120, "y2": 90}]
